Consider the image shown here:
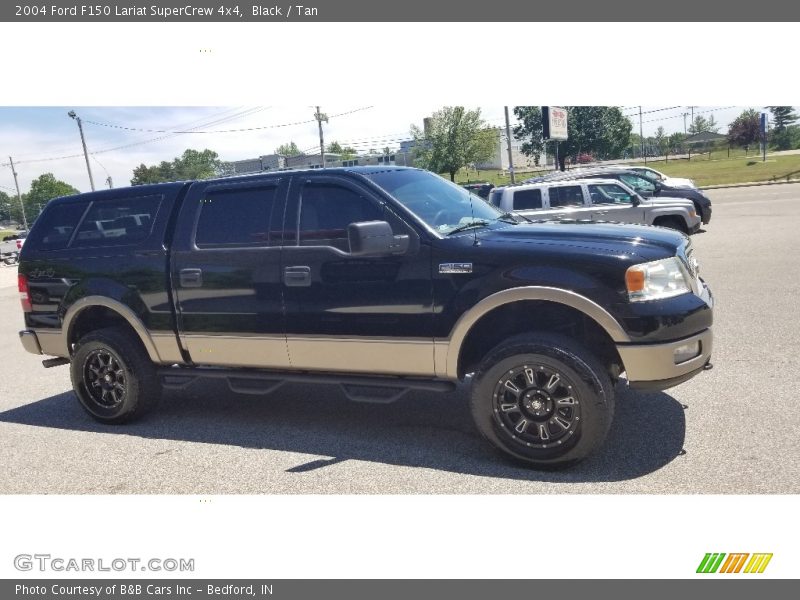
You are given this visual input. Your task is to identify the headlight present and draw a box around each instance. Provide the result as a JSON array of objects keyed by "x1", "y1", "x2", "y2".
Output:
[{"x1": 625, "y1": 257, "x2": 690, "y2": 302}]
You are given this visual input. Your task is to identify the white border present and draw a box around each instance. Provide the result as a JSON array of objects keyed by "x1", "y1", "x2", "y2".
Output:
[{"x1": 1, "y1": 20, "x2": 798, "y2": 580}]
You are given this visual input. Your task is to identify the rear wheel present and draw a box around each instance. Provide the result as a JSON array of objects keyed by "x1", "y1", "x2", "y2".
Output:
[
  {"x1": 70, "y1": 326, "x2": 161, "y2": 424},
  {"x1": 470, "y1": 333, "x2": 615, "y2": 469}
]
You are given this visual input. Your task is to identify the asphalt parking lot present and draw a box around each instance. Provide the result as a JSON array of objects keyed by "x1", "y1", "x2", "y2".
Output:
[{"x1": 1, "y1": 183, "x2": 799, "y2": 494}]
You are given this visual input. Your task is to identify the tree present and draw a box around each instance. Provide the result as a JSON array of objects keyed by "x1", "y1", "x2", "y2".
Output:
[
  {"x1": 275, "y1": 141, "x2": 301, "y2": 156},
  {"x1": 512, "y1": 106, "x2": 544, "y2": 160},
  {"x1": 410, "y1": 106, "x2": 496, "y2": 181},
  {"x1": 326, "y1": 141, "x2": 343, "y2": 154},
  {"x1": 0, "y1": 190, "x2": 12, "y2": 222},
  {"x1": 688, "y1": 114, "x2": 719, "y2": 134},
  {"x1": 667, "y1": 132, "x2": 687, "y2": 157},
  {"x1": 515, "y1": 106, "x2": 631, "y2": 170},
  {"x1": 654, "y1": 126, "x2": 667, "y2": 156},
  {"x1": 24, "y1": 173, "x2": 79, "y2": 219},
  {"x1": 727, "y1": 109, "x2": 761, "y2": 153},
  {"x1": 767, "y1": 106, "x2": 798, "y2": 132},
  {"x1": 131, "y1": 149, "x2": 221, "y2": 185}
]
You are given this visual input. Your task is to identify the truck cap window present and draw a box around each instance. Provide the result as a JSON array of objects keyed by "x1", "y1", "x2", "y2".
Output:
[
  {"x1": 196, "y1": 186, "x2": 277, "y2": 247},
  {"x1": 25, "y1": 201, "x2": 88, "y2": 250},
  {"x1": 72, "y1": 196, "x2": 161, "y2": 247}
]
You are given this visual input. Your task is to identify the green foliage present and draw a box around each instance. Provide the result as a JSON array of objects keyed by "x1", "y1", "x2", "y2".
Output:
[
  {"x1": 514, "y1": 106, "x2": 631, "y2": 169},
  {"x1": 668, "y1": 132, "x2": 687, "y2": 154},
  {"x1": 275, "y1": 141, "x2": 300, "y2": 156},
  {"x1": 326, "y1": 141, "x2": 357, "y2": 160},
  {"x1": 410, "y1": 106, "x2": 496, "y2": 181},
  {"x1": 767, "y1": 106, "x2": 798, "y2": 132},
  {"x1": 512, "y1": 106, "x2": 544, "y2": 158},
  {"x1": 0, "y1": 191, "x2": 12, "y2": 222},
  {"x1": 23, "y1": 173, "x2": 79, "y2": 221},
  {"x1": 131, "y1": 149, "x2": 221, "y2": 185},
  {"x1": 326, "y1": 141, "x2": 343, "y2": 154},
  {"x1": 772, "y1": 125, "x2": 800, "y2": 151},
  {"x1": 727, "y1": 109, "x2": 761, "y2": 151},
  {"x1": 689, "y1": 114, "x2": 719, "y2": 134}
]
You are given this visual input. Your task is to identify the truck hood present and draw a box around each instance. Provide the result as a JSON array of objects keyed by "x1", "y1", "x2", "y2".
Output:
[
  {"x1": 664, "y1": 176, "x2": 695, "y2": 188},
  {"x1": 477, "y1": 221, "x2": 684, "y2": 260},
  {"x1": 642, "y1": 197, "x2": 695, "y2": 209}
]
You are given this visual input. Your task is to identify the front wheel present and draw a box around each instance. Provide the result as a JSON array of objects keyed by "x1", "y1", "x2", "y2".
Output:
[
  {"x1": 70, "y1": 326, "x2": 161, "y2": 424},
  {"x1": 470, "y1": 333, "x2": 615, "y2": 469}
]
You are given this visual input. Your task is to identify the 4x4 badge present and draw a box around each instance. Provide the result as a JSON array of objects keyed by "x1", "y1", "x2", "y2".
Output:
[{"x1": 439, "y1": 263, "x2": 473, "y2": 274}]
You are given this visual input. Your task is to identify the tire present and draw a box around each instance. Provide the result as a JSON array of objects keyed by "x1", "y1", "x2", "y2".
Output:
[
  {"x1": 470, "y1": 332, "x2": 615, "y2": 469},
  {"x1": 70, "y1": 326, "x2": 161, "y2": 424},
  {"x1": 3, "y1": 257, "x2": 16, "y2": 265},
  {"x1": 654, "y1": 216, "x2": 687, "y2": 233}
]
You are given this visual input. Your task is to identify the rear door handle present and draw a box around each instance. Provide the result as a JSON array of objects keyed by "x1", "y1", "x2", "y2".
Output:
[
  {"x1": 179, "y1": 268, "x2": 203, "y2": 288},
  {"x1": 284, "y1": 265, "x2": 311, "y2": 287}
]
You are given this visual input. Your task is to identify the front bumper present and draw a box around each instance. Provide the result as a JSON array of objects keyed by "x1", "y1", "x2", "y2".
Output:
[{"x1": 617, "y1": 327, "x2": 713, "y2": 391}]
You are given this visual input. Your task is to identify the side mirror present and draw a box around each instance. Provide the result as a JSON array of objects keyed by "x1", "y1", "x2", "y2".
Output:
[
  {"x1": 653, "y1": 182, "x2": 663, "y2": 194},
  {"x1": 631, "y1": 194, "x2": 641, "y2": 206},
  {"x1": 348, "y1": 221, "x2": 409, "y2": 257}
]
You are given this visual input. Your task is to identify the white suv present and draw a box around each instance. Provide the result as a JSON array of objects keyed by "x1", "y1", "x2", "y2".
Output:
[{"x1": 488, "y1": 179, "x2": 700, "y2": 233}]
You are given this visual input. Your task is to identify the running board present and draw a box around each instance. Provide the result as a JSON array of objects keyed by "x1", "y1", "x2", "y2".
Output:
[{"x1": 157, "y1": 366, "x2": 455, "y2": 404}]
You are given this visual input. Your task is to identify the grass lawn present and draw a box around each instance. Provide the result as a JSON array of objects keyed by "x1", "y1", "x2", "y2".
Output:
[
  {"x1": 0, "y1": 229, "x2": 19, "y2": 240},
  {"x1": 639, "y1": 153, "x2": 800, "y2": 187},
  {"x1": 450, "y1": 153, "x2": 800, "y2": 189}
]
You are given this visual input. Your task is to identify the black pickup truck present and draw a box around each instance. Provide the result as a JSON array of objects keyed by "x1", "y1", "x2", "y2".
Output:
[{"x1": 17, "y1": 166, "x2": 714, "y2": 468}]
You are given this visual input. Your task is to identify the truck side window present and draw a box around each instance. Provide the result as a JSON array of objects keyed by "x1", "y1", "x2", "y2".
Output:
[
  {"x1": 548, "y1": 185, "x2": 584, "y2": 208},
  {"x1": 73, "y1": 195, "x2": 161, "y2": 247},
  {"x1": 588, "y1": 184, "x2": 635, "y2": 205},
  {"x1": 513, "y1": 189, "x2": 542, "y2": 210},
  {"x1": 195, "y1": 186, "x2": 277, "y2": 247},
  {"x1": 298, "y1": 184, "x2": 383, "y2": 252}
]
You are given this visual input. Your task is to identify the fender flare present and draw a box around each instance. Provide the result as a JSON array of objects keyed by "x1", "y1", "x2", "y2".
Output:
[
  {"x1": 62, "y1": 296, "x2": 161, "y2": 362},
  {"x1": 439, "y1": 286, "x2": 630, "y2": 379}
]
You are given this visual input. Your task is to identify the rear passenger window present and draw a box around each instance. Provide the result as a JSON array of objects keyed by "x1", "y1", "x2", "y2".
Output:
[
  {"x1": 298, "y1": 184, "x2": 382, "y2": 251},
  {"x1": 548, "y1": 186, "x2": 584, "y2": 208},
  {"x1": 25, "y1": 201, "x2": 88, "y2": 251},
  {"x1": 513, "y1": 189, "x2": 543, "y2": 210},
  {"x1": 73, "y1": 196, "x2": 161, "y2": 247},
  {"x1": 195, "y1": 186, "x2": 277, "y2": 247}
]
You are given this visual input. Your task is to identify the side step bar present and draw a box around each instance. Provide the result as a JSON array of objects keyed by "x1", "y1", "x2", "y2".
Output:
[{"x1": 156, "y1": 366, "x2": 456, "y2": 404}]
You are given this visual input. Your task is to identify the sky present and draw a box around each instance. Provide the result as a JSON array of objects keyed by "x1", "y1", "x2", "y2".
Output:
[{"x1": 0, "y1": 105, "x2": 768, "y2": 195}]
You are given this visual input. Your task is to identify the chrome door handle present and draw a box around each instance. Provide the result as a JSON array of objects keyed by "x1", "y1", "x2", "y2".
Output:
[{"x1": 284, "y1": 266, "x2": 311, "y2": 287}]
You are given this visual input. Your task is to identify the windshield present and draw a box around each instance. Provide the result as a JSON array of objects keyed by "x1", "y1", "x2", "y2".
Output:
[{"x1": 364, "y1": 169, "x2": 505, "y2": 235}]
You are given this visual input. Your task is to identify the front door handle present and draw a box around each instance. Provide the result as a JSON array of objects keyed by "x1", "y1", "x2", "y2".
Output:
[
  {"x1": 179, "y1": 268, "x2": 203, "y2": 288},
  {"x1": 284, "y1": 265, "x2": 311, "y2": 287}
]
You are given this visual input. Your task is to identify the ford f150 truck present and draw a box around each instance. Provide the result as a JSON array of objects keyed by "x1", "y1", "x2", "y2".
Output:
[{"x1": 17, "y1": 167, "x2": 714, "y2": 468}]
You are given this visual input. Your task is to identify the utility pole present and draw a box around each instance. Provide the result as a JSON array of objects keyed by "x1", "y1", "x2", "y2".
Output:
[
  {"x1": 314, "y1": 106, "x2": 328, "y2": 169},
  {"x1": 8, "y1": 156, "x2": 28, "y2": 231},
  {"x1": 682, "y1": 112, "x2": 689, "y2": 134},
  {"x1": 504, "y1": 106, "x2": 516, "y2": 184},
  {"x1": 68, "y1": 110, "x2": 96, "y2": 191},
  {"x1": 639, "y1": 106, "x2": 646, "y2": 164}
]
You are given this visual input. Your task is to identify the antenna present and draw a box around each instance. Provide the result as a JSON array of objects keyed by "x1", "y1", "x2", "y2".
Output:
[{"x1": 466, "y1": 186, "x2": 479, "y2": 246}]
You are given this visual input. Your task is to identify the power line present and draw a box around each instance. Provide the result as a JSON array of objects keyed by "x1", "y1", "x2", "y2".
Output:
[
  {"x1": 81, "y1": 106, "x2": 373, "y2": 134},
  {"x1": 0, "y1": 106, "x2": 373, "y2": 167}
]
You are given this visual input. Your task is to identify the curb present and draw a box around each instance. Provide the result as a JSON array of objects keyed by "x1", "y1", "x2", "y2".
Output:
[{"x1": 700, "y1": 179, "x2": 800, "y2": 191}]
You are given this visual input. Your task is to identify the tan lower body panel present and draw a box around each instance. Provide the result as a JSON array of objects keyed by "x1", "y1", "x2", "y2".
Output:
[
  {"x1": 183, "y1": 334, "x2": 291, "y2": 369},
  {"x1": 287, "y1": 336, "x2": 436, "y2": 377}
]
